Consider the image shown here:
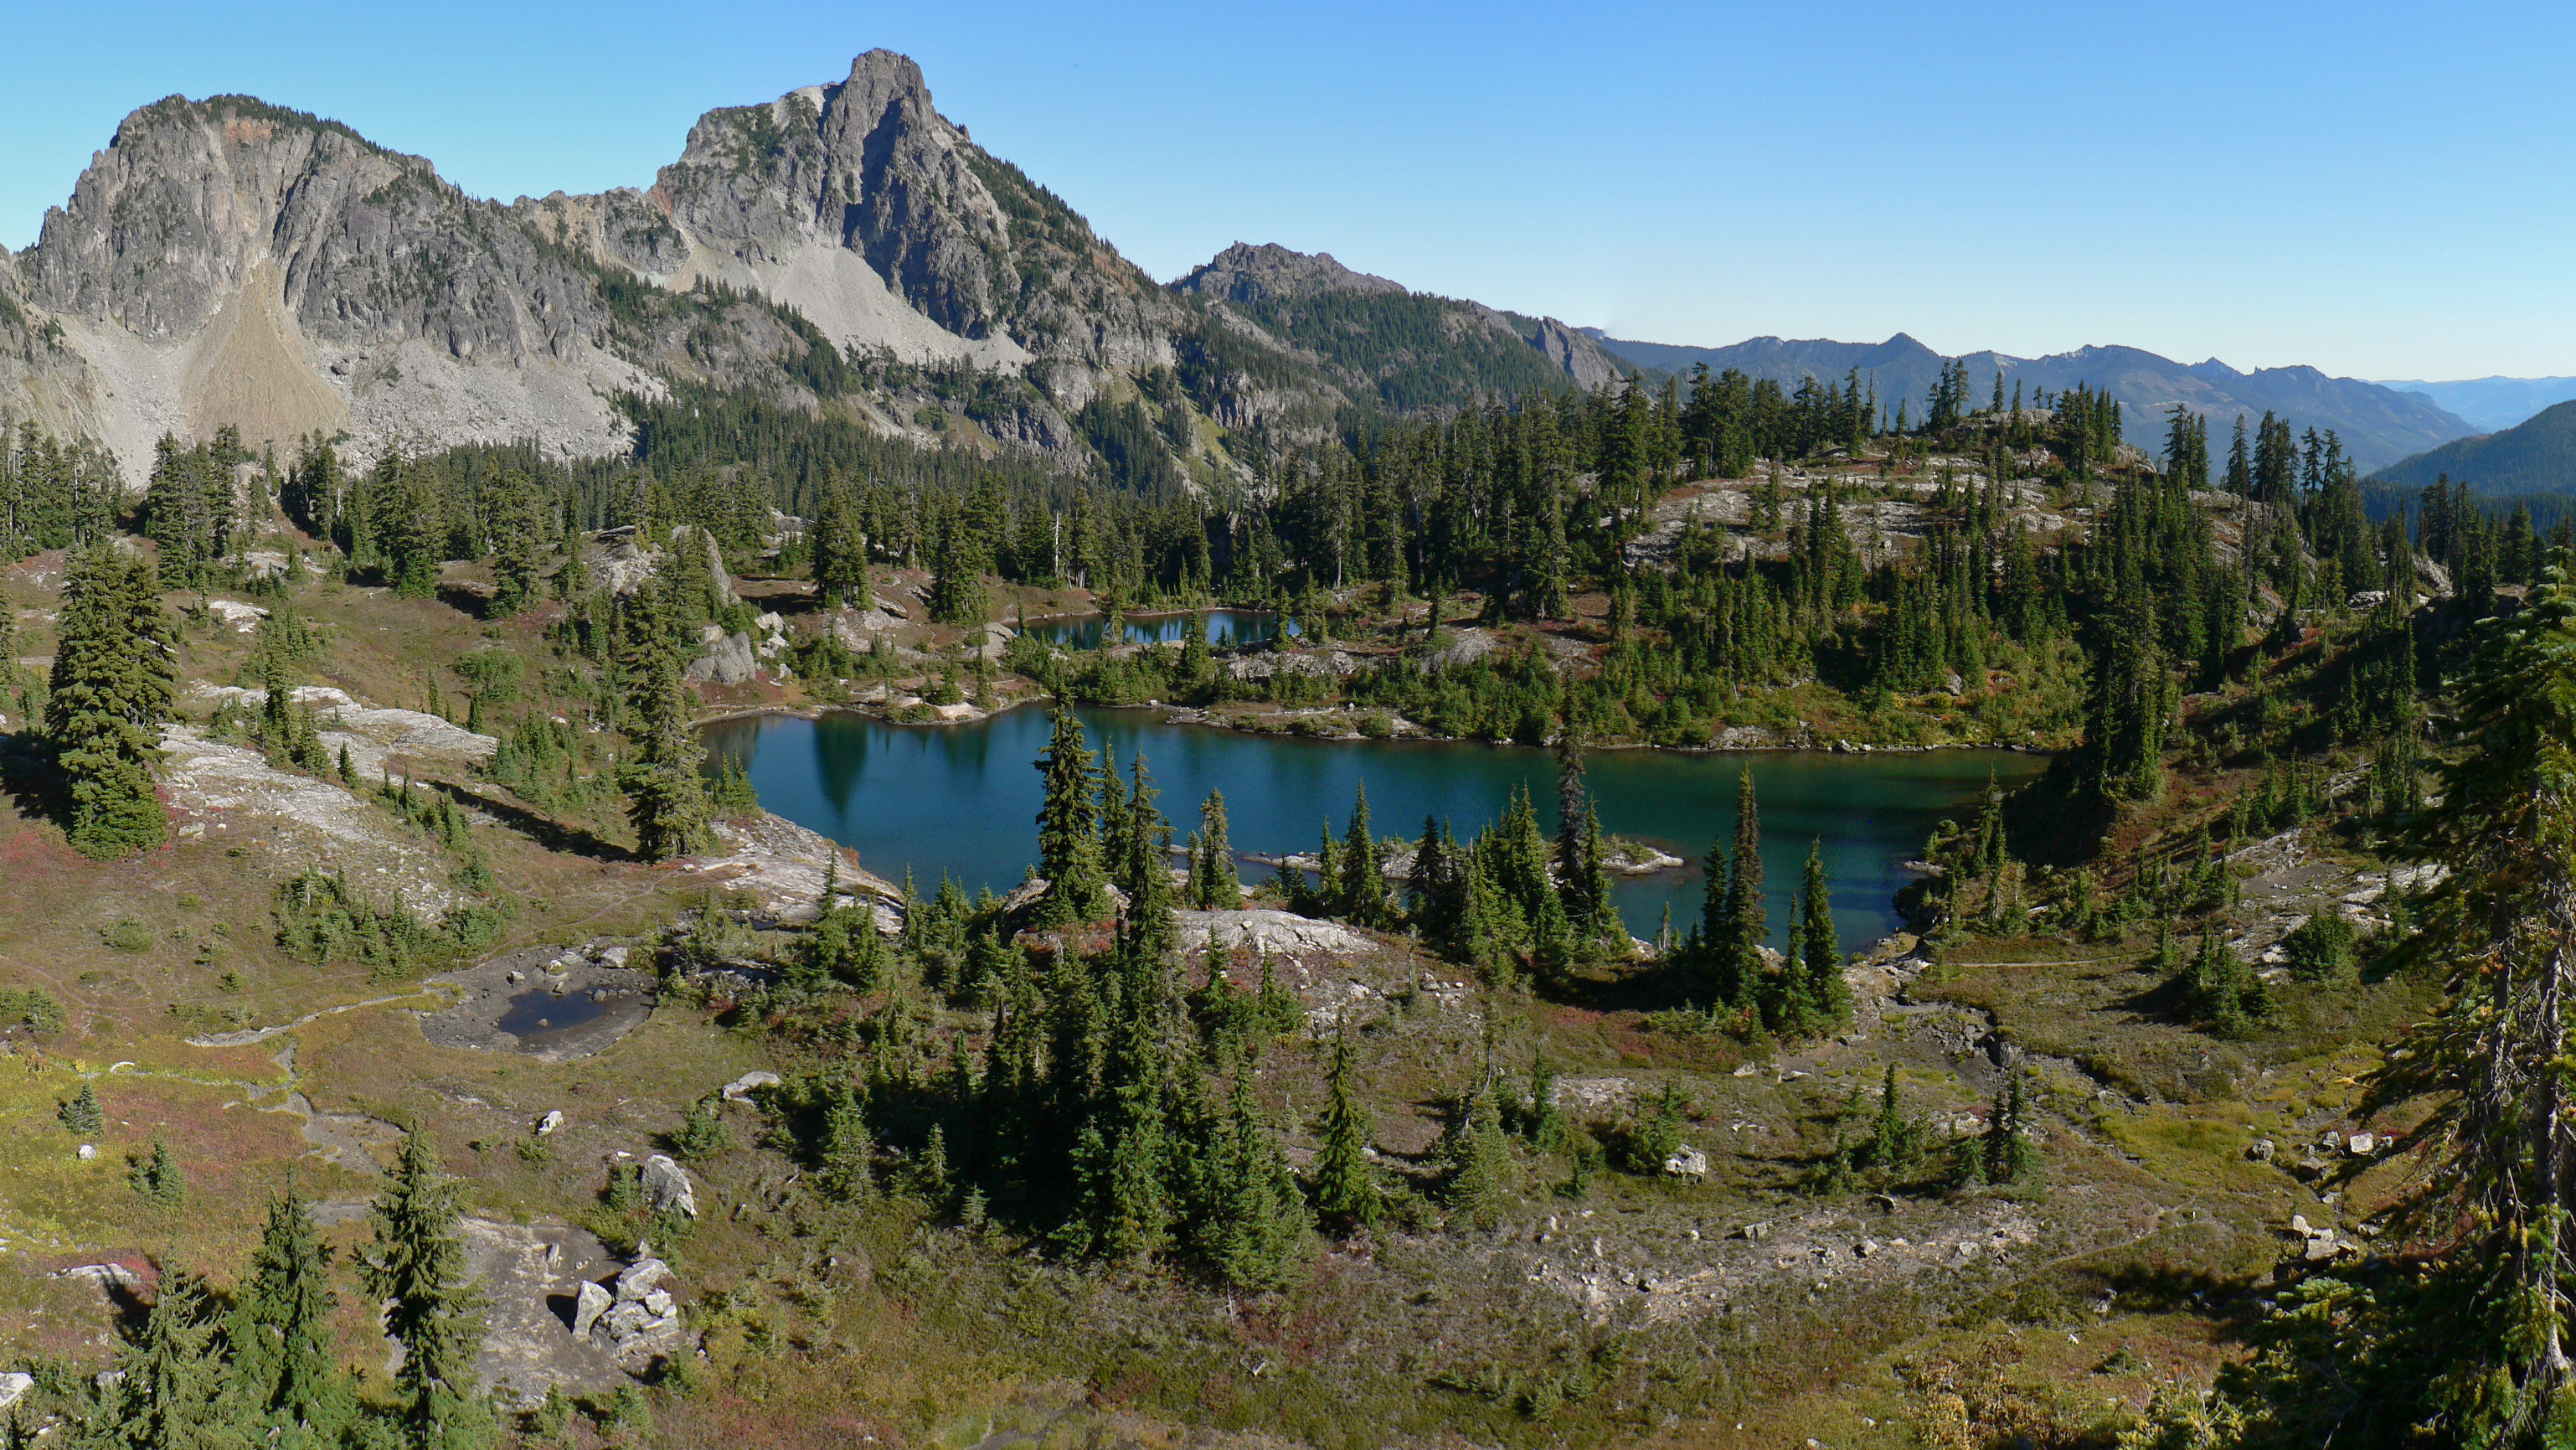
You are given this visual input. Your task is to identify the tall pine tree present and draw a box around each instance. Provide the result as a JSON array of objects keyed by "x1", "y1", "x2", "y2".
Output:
[
  {"x1": 361, "y1": 1130, "x2": 491, "y2": 1450},
  {"x1": 49, "y1": 543, "x2": 175, "y2": 859}
]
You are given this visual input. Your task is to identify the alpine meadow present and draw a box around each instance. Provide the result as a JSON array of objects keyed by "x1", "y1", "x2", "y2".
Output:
[{"x1": 3, "y1": 30, "x2": 2576, "y2": 1450}]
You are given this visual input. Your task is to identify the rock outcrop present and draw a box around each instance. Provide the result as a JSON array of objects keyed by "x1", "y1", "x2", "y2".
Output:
[
  {"x1": 572, "y1": 1253, "x2": 692, "y2": 1370},
  {"x1": 9, "y1": 95, "x2": 653, "y2": 478}
]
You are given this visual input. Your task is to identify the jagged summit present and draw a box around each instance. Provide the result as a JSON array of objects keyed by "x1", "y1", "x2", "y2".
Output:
[
  {"x1": 0, "y1": 51, "x2": 1642, "y2": 485},
  {"x1": 9, "y1": 90, "x2": 646, "y2": 477},
  {"x1": 1172, "y1": 242, "x2": 1407, "y2": 304}
]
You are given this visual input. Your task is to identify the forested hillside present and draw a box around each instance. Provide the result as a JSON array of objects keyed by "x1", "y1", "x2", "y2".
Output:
[{"x1": 2367, "y1": 397, "x2": 2576, "y2": 497}]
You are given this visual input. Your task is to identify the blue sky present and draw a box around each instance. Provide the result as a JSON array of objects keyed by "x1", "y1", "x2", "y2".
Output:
[{"x1": 1, "y1": 0, "x2": 2568, "y2": 379}]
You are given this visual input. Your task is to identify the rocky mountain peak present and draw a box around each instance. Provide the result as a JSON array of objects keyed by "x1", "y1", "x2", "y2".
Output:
[
  {"x1": 1170, "y1": 242, "x2": 1406, "y2": 305},
  {"x1": 12, "y1": 91, "x2": 641, "y2": 477}
]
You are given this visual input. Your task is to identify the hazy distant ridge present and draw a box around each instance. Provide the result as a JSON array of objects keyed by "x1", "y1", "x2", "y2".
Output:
[
  {"x1": 2372, "y1": 376, "x2": 2576, "y2": 433},
  {"x1": 1589, "y1": 331, "x2": 2474, "y2": 475}
]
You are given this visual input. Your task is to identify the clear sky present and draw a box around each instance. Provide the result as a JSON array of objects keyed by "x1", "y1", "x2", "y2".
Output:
[{"x1": 1, "y1": 0, "x2": 2566, "y2": 380}]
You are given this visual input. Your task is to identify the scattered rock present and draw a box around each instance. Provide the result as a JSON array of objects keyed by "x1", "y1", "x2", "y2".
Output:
[
  {"x1": 0, "y1": 1372, "x2": 29, "y2": 1411},
  {"x1": 574, "y1": 1253, "x2": 692, "y2": 1370},
  {"x1": 614, "y1": 1257, "x2": 673, "y2": 1302},
  {"x1": 53, "y1": 1262, "x2": 142, "y2": 1290},
  {"x1": 640, "y1": 1155, "x2": 698, "y2": 1217},
  {"x1": 78, "y1": 1143, "x2": 97, "y2": 1160},
  {"x1": 2248, "y1": 1138, "x2": 2275, "y2": 1162},
  {"x1": 571, "y1": 1281, "x2": 612, "y2": 1340},
  {"x1": 1662, "y1": 1145, "x2": 1709, "y2": 1179},
  {"x1": 535, "y1": 1110, "x2": 565, "y2": 1136},
  {"x1": 720, "y1": 1071, "x2": 782, "y2": 1102},
  {"x1": 2347, "y1": 1132, "x2": 2377, "y2": 1156}
]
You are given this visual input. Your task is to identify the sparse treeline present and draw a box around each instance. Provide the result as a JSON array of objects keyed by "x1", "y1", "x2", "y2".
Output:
[{"x1": 13, "y1": 1128, "x2": 497, "y2": 1449}]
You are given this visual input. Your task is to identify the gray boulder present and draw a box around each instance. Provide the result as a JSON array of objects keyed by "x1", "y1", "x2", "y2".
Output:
[
  {"x1": 570, "y1": 1280, "x2": 613, "y2": 1340},
  {"x1": 640, "y1": 1156, "x2": 698, "y2": 1218},
  {"x1": 683, "y1": 631, "x2": 760, "y2": 686}
]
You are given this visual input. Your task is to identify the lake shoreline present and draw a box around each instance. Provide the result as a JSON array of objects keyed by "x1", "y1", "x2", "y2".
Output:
[{"x1": 699, "y1": 695, "x2": 2057, "y2": 758}]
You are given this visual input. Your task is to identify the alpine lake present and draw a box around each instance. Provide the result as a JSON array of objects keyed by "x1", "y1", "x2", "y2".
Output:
[{"x1": 703, "y1": 662, "x2": 2047, "y2": 953}]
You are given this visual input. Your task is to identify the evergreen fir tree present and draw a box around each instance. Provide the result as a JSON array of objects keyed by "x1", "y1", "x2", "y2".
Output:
[
  {"x1": 1338, "y1": 782, "x2": 1390, "y2": 927},
  {"x1": 361, "y1": 1129, "x2": 491, "y2": 1450},
  {"x1": 1032, "y1": 706, "x2": 1107, "y2": 923},
  {"x1": 1799, "y1": 842, "x2": 1849, "y2": 1029},
  {"x1": 1187, "y1": 789, "x2": 1239, "y2": 909},
  {"x1": 1984, "y1": 1071, "x2": 2039, "y2": 1184},
  {"x1": 232, "y1": 1176, "x2": 348, "y2": 1432},
  {"x1": 1204, "y1": 1071, "x2": 1310, "y2": 1287},
  {"x1": 616, "y1": 648, "x2": 711, "y2": 861},
  {"x1": 49, "y1": 543, "x2": 175, "y2": 859},
  {"x1": 1311, "y1": 1021, "x2": 1381, "y2": 1229},
  {"x1": 1864, "y1": 1064, "x2": 1919, "y2": 1174},
  {"x1": 130, "y1": 1138, "x2": 186, "y2": 1209},
  {"x1": 1438, "y1": 1079, "x2": 1515, "y2": 1229},
  {"x1": 1716, "y1": 768, "x2": 1766, "y2": 1007},
  {"x1": 59, "y1": 1081, "x2": 103, "y2": 1136},
  {"x1": 1578, "y1": 805, "x2": 1621, "y2": 946},
  {"x1": 92, "y1": 1264, "x2": 236, "y2": 1450}
]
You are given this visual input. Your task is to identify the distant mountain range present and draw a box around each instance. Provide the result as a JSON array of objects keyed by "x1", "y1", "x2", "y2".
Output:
[
  {"x1": 0, "y1": 49, "x2": 2506, "y2": 493},
  {"x1": 1588, "y1": 332, "x2": 2476, "y2": 476},
  {"x1": 0, "y1": 53, "x2": 1618, "y2": 486},
  {"x1": 2367, "y1": 399, "x2": 2576, "y2": 498},
  {"x1": 2372, "y1": 376, "x2": 2576, "y2": 434}
]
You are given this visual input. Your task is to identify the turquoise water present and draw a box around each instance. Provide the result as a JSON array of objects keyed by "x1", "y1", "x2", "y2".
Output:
[
  {"x1": 702, "y1": 706, "x2": 2047, "y2": 954},
  {"x1": 1018, "y1": 609, "x2": 1295, "y2": 651}
]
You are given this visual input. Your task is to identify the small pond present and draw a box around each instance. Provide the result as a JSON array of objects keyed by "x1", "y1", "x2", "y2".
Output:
[{"x1": 497, "y1": 988, "x2": 616, "y2": 1045}]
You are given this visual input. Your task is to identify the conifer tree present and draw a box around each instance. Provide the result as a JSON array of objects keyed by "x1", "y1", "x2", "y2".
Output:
[
  {"x1": 59, "y1": 1081, "x2": 103, "y2": 1136},
  {"x1": 49, "y1": 543, "x2": 174, "y2": 859},
  {"x1": 131, "y1": 1138, "x2": 187, "y2": 1208},
  {"x1": 1311, "y1": 1021, "x2": 1381, "y2": 1229},
  {"x1": 1553, "y1": 727, "x2": 1590, "y2": 913},
  {"x1": 1798, "y1": 842, "x2": 1850, "y2": 1029},
  {"x1": 361, "y1": 1129, "x2": 490, "y2": 1450},
  {"x1": 616, "y1": 648, "x2": 711, "y2": 861},
  {"x1": 1033, "y1": 706, "x2": 1106, "y2": 923},
  {"x1": 809, "y1": 468, "x2": 868, "y2": 606},
  {"x1": 1114, "y1": 751, "x2": 1176, "y2": 969},
  {"x1": 93, "y1": 1264, "x2": 235, "y2": 1450},
  {"x1": 1203, "y1": 1071, "x2": 1309, "y2": 1287},
  {"x1": 1865, "y1": 1064, "x2": 1919, "y2": 1174},
  {"x1": 1983, "y1": 1070, "x2": 2038, "y2": 1184},
  {"x1": 1338, "y1": 782, "x2": 1390, "y2": 927},
  {"x1": 819, "y1": 1076, "x2": 880, "y2": 1205},
  {"x1": 482, "y1": 474, "x2": 546, "y2": 617},
  {"x1": 232, "y1": 1177, "x2": 347, "y2": 1432},
  {"x1": 1577, "y1": 805, "x2": 1622, "y2": 946},
  {"x1": 1713, "y1": 768, "x2": 1767, "y2": 1006},
  {"x1": 1438, "y1": 1079, "x2": 1515, "y2": 1229},
  {"x1": 1187, "y1": 789, "x2": 1239, "y2": 909}
]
